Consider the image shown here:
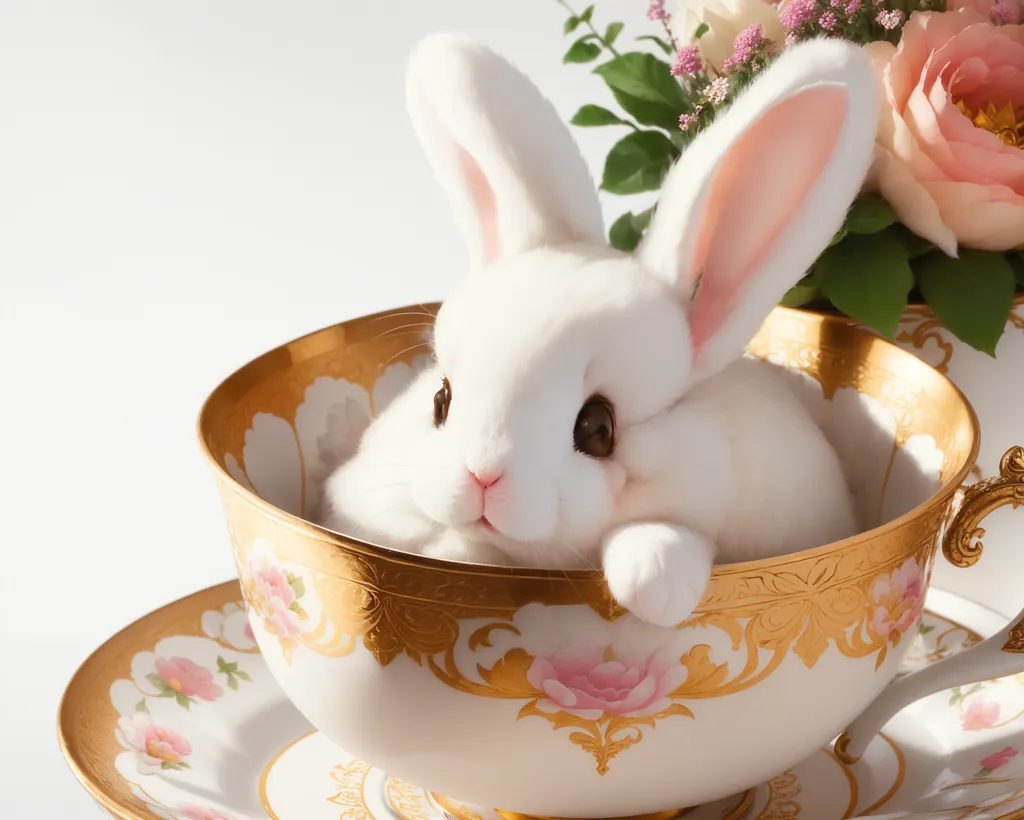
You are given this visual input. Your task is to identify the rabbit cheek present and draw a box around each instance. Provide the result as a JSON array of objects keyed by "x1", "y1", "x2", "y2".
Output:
[
  {"x1": 483, "y1": 476, "x2": 559, "y2": 544},
  {"x1": 410, "y1": 451, "x2": 483, "y2": 527}
]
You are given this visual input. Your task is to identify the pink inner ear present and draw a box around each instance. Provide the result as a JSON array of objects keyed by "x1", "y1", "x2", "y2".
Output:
[
  {"x1": 458, "y1": 147, "x2": 500, "y2": 264},
  {"x1": 688, "y1": 87, "x2": 848, "y2": 354}
]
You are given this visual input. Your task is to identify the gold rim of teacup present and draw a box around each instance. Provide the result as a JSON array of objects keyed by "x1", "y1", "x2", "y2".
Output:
[{"x1": 196, "y1": 304, "x2": 981, "y2": 596}]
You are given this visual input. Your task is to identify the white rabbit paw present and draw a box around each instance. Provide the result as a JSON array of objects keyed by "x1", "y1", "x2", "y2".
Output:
[{"x1": 602, "y1": 523, "x2": 714, "y2": 628}]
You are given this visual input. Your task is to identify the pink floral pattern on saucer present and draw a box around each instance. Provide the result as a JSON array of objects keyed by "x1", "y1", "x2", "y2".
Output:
[
  {"x1": 116, "y1": 713, "x2": 193, "y2": 772},
  {"x1": 73, "y1": 588, "x2": 1024, "y2": 820}
]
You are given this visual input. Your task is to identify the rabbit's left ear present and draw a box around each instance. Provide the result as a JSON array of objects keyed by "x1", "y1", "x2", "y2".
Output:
[
  {"x1": 638, "y1": 39, "x2": 881, "y2": 384},
  {"x1": 406, "y1": 33, "x2": 605, "y2": 271}
]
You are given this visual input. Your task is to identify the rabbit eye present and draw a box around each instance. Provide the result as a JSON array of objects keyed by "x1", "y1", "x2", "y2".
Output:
[
  {"x1": 573, "y1": 396, "x2": 615, "y2": 459},
  {"x1": 433, "y1": 377, "x2": 452, "y2": 427}
]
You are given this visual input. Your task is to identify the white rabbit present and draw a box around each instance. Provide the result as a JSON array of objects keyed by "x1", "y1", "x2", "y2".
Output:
[{"x1": 321, "y1": 33, "x2": 880, "y2": 627}]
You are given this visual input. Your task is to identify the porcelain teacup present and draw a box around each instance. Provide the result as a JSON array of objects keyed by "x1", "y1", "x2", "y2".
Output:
[{"x1": 197, "y1": 305, "x2": 1024, "y2": 817}]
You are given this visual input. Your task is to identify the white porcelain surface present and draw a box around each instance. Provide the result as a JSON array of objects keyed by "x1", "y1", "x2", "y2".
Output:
[
  {"x1": 891, "y1": 304, "x2": 1024, "y2": 620},
  {"x1": 60, "y1": 581, "x2": 1024, "y2": 820}
]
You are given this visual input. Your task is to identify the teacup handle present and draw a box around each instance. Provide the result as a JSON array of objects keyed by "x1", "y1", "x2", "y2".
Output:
[{"x1": 835, "y1": 445, "x2": 1024, "y2": 765}]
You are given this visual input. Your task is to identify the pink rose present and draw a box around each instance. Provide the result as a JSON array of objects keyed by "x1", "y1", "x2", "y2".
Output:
[
  {"x1": 864, "y1": 10, "x2": 1024, "y2": 253},
  {"x1": 243, "y1": 544, "x2": 305, "y2": 641},
  {"x1": 962, "y1": 700, "x2": 1002, "y2": 730},
  {"x1": 179, "y1": 805, "x2": 235, "y2": 820},
  {"x1": 870, "y1": 556, "x2": 926, "y2": 639},
  {"x1": 155, "y1": 657, "x2": 223, "y2": 702},
  {"x1": 980, "y1": 746, "x2": 1019, "y2": 769},
  {"x1": 117, "y1": 713, "x2": 192, "y2": 770},
  {"x1": 526, "y1": 648, "x2": 687, "y2": 719}
]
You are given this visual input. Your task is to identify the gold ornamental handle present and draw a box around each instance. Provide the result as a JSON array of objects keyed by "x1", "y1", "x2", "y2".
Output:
[
  {"x1": 943, "y1": 446, "x2": 1024, "y2": 569},
  {"x1": 836, "y1": 446, "x2": 1024, "y2": 764}
]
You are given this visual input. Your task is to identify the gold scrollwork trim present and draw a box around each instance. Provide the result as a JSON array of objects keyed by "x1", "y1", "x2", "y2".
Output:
[
  {"x1": 943, "y1": 446, "x2": 1024, "y2": 569},
  {"x1": 1005, "y1": 616, "x2": 1024, "y2": 654},
  {"x1": 761, "y1": 771, "x2": 802, "y2": 819}
]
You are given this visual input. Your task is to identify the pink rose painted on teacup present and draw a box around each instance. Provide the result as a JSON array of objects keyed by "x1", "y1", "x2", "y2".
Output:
[
  {"x1": 870, "y1": 556, "x2": 926, "y2": 641},
  {"x1": 241, "y1": 541, "x2": 308, "y2": 655},
  {"x1": 863, "y1": 10, "x2": 1024, "y2": 253},
  {"x1": 962, "y1": 700, "x2": 1002, "y2": 730},
  {"x1": 154, "y1": 657, "x2": 223, "y2": 702},
  {"x1": 527, "y1": 648, "x2": 688, "y2": 719},
  {"x1": 980, "y1": 746, "x2": 1019, "y2": 772},
  {"x1": 178, "y1": 804, "x2": 235, "y2": 820},
  {"x1": 116, "y1": 713, "x2": 192, "y2": 772}
]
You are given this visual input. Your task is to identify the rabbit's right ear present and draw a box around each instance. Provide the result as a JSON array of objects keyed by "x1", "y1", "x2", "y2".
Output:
[
  {"x1": 638, "y1": 39, "x2": 881, "y2": 384},
  {"x1": 406, "y1": 33, "x2": 605, "y2": 271}
]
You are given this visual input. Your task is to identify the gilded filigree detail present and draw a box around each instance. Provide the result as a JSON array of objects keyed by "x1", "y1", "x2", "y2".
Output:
[
  {"x1": 943, "y1": 447, "x2": 1024, "y2": 569},
  {"x1": 1005, "y1": 616, "x2": 1024, "y2": 654},
  {"x1": 385, "y1": 776, "x2": 434, "y2": 820},
  {"x1": 327, "y1": 759, "x2": 372, "y2": 820},
  {"x1": 761, "y1": 771, "x2": 802, "y2": 819},
  {"x1": 896, "y1": 307, "x2": 956, "y2": 374}
]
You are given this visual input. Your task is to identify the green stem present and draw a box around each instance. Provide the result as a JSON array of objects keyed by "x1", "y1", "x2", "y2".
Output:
[
  {"x1": 556, "y1": 0, "x2": 622, "y2": 57},
  {"x1": 660, "y1": 19, "x2": 679, "y2": 52}
]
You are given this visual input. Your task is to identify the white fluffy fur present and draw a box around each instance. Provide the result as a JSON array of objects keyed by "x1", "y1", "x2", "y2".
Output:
[{"x1": 322, "y1": 33, "x2": 879, "y2": 627}]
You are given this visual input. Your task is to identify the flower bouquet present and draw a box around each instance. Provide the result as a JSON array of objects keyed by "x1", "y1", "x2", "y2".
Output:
[{"x1": 553, "y1": 0, "x2": 1024, "y2": 354}]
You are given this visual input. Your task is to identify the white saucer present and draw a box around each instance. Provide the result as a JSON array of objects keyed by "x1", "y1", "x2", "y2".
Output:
[{"x1": 58, "y1": 582, "x2": 1024, "y2": 819}]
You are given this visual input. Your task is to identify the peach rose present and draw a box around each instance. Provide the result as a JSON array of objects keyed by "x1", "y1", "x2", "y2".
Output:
[{"x1": 864, "y1": 10, "x2": 1024, "y2": 254}]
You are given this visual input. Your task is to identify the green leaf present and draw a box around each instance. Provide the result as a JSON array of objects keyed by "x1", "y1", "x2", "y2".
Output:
[
  {"x1": 919, "y1": 624, "x2": 935, "y2": 634},
  {"x1": 608, "y1": 208, "x2": 654, "y2": 252},
  {"x1": 291, "y1": 601, "x2": 308, "y2": 619},
  {"x1": 605, "y1": 22, "x2": 624, "y2": 45},
  {"x1": 1009, "y1": 252, "x2": 1024, "y2": 287},
  {"x1": 564, "y1": 38, "x2": 602, "y2": 63},
  {"x1": 594, "y1": 52, "x2": 689, "y2": 130},
  {"x1": 146, "y1": 673, "x2": 170, "y2": 695},
  {"x1": 829, "y1": 227, "x2": 848, "y2": 247},
  {"x1": 564, "y1": 15, "x2": 581, "y2": 34},
  {"x1": 916, "y1": 249, "x2": 1015, "y2": 355},
  {"x1": 135, "y1": 698, "x2": 149, "y2": 714},
  {"x1": 579, "y1": 4, "x2": 594, "y2": 22},
  {"x1": 635, "y1": 34, "x2": 674, "y2": 55},
  {"x1": 601, "y1": 131, "x2": 678, "y2": 195},
  {"x1": 889, "y1": 223, "x2": 935, "y2": 259},
  {"x1": 176, "y1": 693, "x2": 192, "y2": 710},
  {"x1": 780, "y1": 279, "x2": 822, "y2": 308},
  {"x1": 570, "y1": 104, "x2": 631, "y2": 127},
  {"x1": 694, "y1": 22, "x2": 710, "y2": 38},
  {"x1": 235, "y1": 670, "x2": 253, "y2": 682},
  {"x1": 216, "y1": 655, "x2": 228, "y2": 673},
  {"x1": 845, "y1": 195, "x2": 898, "y2": 235},
  {"x1": 817, "y1": 232, "x2": 914, "y2": 338},
  {"x1": 228, "y1": 676, "x2": 239, "y2": 691},
  {"x1": 180, "y1": 761, "x2": 191, "y2": 769},
  {"x1": 289, "y1": 576, "x2": 305, "y2": 599}
]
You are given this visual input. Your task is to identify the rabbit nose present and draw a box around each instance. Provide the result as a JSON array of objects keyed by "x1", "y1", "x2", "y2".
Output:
[{"x1": 469, "y1": 470, "x2": 503, "y2": 489}]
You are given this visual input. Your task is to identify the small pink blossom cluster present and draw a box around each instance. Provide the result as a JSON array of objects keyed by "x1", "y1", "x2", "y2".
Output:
[
  {"x1": 876, "y1": 8, "x2": 904, "y2": 28},
  {"x1": 647, "y1": 0, "x2": 671, "y2": 22},
  {"x1": 721, "y1": 24, "x2": 764, "y2": 68},
  {"x1": 991, "y1": 0, "x2": 1021, "y2": 23},
  {"x1": 671, "y1": 44, "x2": 703, "y2": 76}
]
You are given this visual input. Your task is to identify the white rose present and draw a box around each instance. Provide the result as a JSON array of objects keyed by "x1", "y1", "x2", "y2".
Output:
[{"x1": 671, "y1": 0, "x2": 786, "y2": 70}]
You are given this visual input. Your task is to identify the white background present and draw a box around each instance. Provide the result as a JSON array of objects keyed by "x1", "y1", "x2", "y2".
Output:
[{"x1": 0, "y1": 1, "x2": 648, "y2": 816}]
